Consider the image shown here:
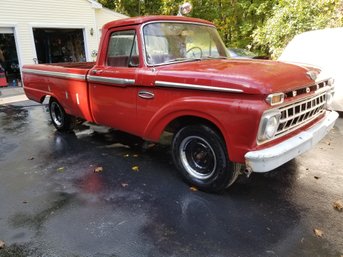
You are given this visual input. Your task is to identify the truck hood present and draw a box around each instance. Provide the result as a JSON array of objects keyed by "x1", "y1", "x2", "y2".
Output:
[{"x1": 155, "y1": 59, "x2": 319, "y2": 95}]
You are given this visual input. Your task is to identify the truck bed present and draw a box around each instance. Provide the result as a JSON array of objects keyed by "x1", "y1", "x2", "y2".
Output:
[{"x1": 22, "y1": 62, "x2": 96, "y2": 122}]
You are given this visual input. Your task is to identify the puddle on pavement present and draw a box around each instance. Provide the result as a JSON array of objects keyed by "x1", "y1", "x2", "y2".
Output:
[{"x1": 0, "y1": 105, "x2": 29, "y2": 133}]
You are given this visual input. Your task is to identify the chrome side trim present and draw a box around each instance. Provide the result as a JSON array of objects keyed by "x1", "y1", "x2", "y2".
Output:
[
  {"x1": 22, "y1": 68, "x2": 86, "y2": 81},
  {"x1": 87, "y1": 75, "x2": 135, "y2": 86},
  {"x1": 155, "y1": 81, "x2": 243, "y2": 93}
]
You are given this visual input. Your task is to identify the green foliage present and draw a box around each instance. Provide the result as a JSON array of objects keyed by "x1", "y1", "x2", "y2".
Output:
[
  {"x1": 253, "y1": 0, "x2": 343, "y2": 58},
  {"x1": 99, "y1": 0, "x2": 343, "y2": 58}
]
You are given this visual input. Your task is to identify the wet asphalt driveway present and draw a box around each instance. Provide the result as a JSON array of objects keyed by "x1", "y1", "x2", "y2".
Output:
[{"x1": 0, "y1": 100, "x2": 342, "y2": 257}]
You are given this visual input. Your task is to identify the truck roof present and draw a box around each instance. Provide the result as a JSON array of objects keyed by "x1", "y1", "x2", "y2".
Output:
[{"x1": 102, "y1": 15, "x2": 214, "y2": 30}]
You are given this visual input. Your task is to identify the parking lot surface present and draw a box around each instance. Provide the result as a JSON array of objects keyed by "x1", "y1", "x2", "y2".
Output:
[{"x1": 0, "y1": 100, "x2": 342, "y2": 257}]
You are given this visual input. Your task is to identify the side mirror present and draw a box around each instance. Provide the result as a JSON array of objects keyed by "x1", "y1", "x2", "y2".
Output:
[{"x1": 177, "y1": 2, "x2": 192, "y2": 16}]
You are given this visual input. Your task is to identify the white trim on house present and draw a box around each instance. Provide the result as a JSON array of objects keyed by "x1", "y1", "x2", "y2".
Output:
[
  {"x1": 0, "y1": 27, "x2": 14, "y2": 33},
  {"x1": 13, "y1": 25, "x2": 23, "y2": 70},
  {"x1": 28, "y1": 25, "x2": 37, "y2": 63},
  {"x1": 28, "y1": 23, "x2": 88, "y2": 29},
  {"x1": 86, "y1": 0, "x2": 102, "y2": 9},
  {"x1": 0, "y1": 23, "x2": 18, "y2": 28},
  {"x1": 83, "y1": 27, "x2": 91, "y2": 61}
]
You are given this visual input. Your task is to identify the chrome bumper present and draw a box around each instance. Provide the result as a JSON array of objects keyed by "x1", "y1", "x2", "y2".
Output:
[{"x1": 245, "y1": 111, "x2": 339, "y2": 173}]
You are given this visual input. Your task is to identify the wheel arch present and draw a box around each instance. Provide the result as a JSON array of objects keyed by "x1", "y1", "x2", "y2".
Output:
[
  {"x1": 165, "y1": 115, "x2": 224, "y2": 139},
  {"x1": 144, "y1": 111, "x2": 233, "y2": 160},
  {"x1": 39, "y1": 94, "x2": 48, "y2": 103}
]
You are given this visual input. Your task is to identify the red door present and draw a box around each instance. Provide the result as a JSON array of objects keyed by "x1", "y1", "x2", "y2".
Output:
[{"x1": 88, "y1": 28, "x2": 140, "y2": 135}]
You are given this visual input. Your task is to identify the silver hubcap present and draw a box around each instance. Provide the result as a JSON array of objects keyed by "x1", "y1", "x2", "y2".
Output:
[
  {"x1": 179, "y1": 136, "x2": 217, "y2": 180},
  {"x1": 50, "y1": 102, "x2": 63, "y2": 127}
]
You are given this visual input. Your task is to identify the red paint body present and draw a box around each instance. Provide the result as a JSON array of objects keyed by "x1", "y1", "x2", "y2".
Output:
[{"x1": 22, "y1": 16, "x2": 326, "y2": 164}]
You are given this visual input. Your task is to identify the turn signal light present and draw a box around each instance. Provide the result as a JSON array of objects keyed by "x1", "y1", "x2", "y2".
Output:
[{"x1": 266, "y1": 93, "x2": 284, "y2": 106}]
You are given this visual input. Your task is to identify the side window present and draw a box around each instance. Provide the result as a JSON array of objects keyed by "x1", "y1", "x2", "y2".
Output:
[{"x1": 106, "y1": 30, "x2": 139, "y2": 67}]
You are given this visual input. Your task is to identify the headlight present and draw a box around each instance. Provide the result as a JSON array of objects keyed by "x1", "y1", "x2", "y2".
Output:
[{"x1": 258, "y1": 110, "x2": 281, "y2": 142}]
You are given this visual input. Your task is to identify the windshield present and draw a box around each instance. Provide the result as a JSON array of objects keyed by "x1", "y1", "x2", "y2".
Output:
[{"x1": 143, "y1": 22, "x2": 228, "y2": 65}]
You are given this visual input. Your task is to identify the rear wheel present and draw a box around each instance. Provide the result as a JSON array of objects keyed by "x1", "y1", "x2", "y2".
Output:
[
  {"x1": 49, "y1": 98, "x2": 75, "y2": 132},
  {"x1": 172, "y1": 125, "x2": 239, "y2": 193}
]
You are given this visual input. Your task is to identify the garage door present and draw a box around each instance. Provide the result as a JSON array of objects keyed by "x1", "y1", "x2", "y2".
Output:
[
  {"x1": 33, "y1": 28, "x2": 86, "y2": 64},
  {"x1": 0, "y1": 27, "x2": 20, "y2": 86}
]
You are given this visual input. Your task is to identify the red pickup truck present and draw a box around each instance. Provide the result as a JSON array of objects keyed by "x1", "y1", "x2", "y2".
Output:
[{"x1": 23, "y1": 15, "x2": 338, "y2": 192}]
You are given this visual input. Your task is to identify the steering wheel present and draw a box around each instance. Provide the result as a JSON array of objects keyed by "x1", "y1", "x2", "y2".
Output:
[{"x1": 186, "y1": 46, "x2": 203, "y2": 58}]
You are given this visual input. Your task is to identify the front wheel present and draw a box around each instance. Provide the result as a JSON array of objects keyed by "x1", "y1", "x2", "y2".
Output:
[
  {"x1": 172, "y1": 125, "x2": 239, "y2": 193},
  {"x1": 49, "y1": 98, "x2": 75, "y2": 132}
]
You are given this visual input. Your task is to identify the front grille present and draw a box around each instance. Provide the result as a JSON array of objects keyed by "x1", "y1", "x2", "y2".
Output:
[
  {"x1": 276, "y1": 92, "x2": 326, "y2": 136},
  {"x1": 285, "y1": 80, "x2": 328, "y2": 98}
]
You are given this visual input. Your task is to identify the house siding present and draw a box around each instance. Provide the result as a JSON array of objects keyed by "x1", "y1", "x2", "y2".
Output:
[{"x1": 0, "y1": 0, "x2": 127, "y2": 67}]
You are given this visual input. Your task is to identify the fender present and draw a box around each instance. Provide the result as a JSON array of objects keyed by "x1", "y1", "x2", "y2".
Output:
[
  {"x1": 143, "y1": 95, "x2": 265, "y2": 163},
  {"x1": 143, "y1": 96, "x2": 235, "y2": 157}
]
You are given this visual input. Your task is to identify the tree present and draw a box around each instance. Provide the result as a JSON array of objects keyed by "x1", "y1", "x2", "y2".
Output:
[
  {"x1": 253, "y1": 0, "x2": 343, "y2": 58},
  {"x1": 98, "y1": 0, "x2": 343, "y2": 58},
  {"x1": 98, "y1": 0, "x2": 163, "y2": 16}
]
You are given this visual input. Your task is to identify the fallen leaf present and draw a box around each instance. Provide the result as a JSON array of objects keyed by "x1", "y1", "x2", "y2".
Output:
[
  {"x1": 313, "y1": 228, "x2": 324, "y2": 238},
  {"x1": 94, "y1": 166, "x2": 103, "y2": 173},
  {"x1": 132, "y1": 166, "x2": 139, "y2": 172},
  {"x1": 314, "y1": 176, "x2": 320, "y2": 180},
  {"x1": 121, "y1": 183, "x2": 129, "y2": 188},
  {"x1": 56, "y1": 167, "x2": 65, "y2": 172},
  {"x1": 0, "y1": 240, "x2": 5, "y2": 249},
  {"x1": 190, "y1": 186, "x2": 198, "y2": 192},
  {"x1": 333, "y1": 200, "x2": 343, "y2": 212}
]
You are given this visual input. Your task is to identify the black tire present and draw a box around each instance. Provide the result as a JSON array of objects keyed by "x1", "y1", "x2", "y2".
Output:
[
  {"x1": 49, "y1": 98, "x2": 75, "y2": 132},
  {"x1": 172, "y1": 125, "x2": 239, "y2": 193}
]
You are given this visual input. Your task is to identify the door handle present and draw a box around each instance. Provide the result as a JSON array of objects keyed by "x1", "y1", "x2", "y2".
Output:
[
  {"x1": 138, "y1": 90, "x2": 155, "y2": 99},
  {"x1": 91, "y1": 69, "x2": 103, "y2": 75}
]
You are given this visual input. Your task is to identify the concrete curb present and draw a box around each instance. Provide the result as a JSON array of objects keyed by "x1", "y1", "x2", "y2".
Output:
[
  {"x1": 0, "y1": 86, "x2": 24, "y2": 98},
  {"x1": 0, "y1": 86, "x2": 27, "y2": 104}
]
